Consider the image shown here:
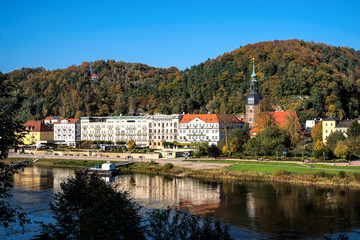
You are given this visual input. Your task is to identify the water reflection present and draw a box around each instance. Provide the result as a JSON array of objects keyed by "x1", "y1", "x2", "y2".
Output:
[
  {"x1": 6, "y1": 166, "x2": 360, "y2": 239},
  {"x1": 114, "y1": 174, "x2": 221, "y2": 213}
]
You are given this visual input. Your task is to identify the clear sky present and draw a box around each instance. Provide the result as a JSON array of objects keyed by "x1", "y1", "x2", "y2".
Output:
[{"x1": 1, "y1": 0, "x2": 359, "y2": 73}]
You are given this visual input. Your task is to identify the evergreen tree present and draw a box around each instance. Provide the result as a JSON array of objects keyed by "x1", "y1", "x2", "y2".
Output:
[{"x1": 346, "y1": 120, "x2": 360, "y2": 139}]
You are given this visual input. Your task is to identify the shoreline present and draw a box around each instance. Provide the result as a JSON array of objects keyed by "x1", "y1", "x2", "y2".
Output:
[{"x1": 5, "y1": 154, "x2": 360, "y2": 188}]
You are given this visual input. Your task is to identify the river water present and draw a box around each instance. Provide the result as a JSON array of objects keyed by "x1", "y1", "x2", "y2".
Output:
[{"x1": 2, "y1": 166, "x2": 360, "y2": 239}]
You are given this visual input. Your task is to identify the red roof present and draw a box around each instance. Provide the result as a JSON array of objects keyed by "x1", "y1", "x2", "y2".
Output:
[
  {"x1": 90, "y1": 74, "x2": 99, "y2": 78},
  {"x1": 180, "y1": 114, "x2": 240, "y2": 123},
  {"x1": 272, "y1": 111, "x2": 300, "y2": 128},
  {"x1": 54, "y1": 119, "x2": 79, "y2": 124},
  {"x1": 23, "y1": 120, "x2": 53, "y2": 132},
  {"x1": 250, "y1": 111, "x2": 300, "y2": 134},
  {"x1": 44, "y1": 116, "x2": 52, "y2": 120}
]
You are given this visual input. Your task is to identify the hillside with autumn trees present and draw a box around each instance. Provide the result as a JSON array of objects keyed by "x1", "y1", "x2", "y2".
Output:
[{"x1": 2, "y1": 39, "x2": 360, "y2": 123}]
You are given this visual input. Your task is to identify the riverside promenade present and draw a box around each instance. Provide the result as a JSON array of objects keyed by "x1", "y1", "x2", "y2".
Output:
[{"x1": 7, "y1": 153, "x2": 232, "y2": 170}]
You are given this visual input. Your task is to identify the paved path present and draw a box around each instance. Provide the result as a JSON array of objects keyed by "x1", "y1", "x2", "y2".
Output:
[
  {"x1": 8, "y1": 153, "x2": 232, "y2": 170},
  {"x1": 8, "y1": 153, "x2": 360, "y2": 171}
]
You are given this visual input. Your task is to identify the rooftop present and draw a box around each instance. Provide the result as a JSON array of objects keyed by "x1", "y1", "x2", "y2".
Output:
[
  {"x1": 23, "y1": 120, "x2": 53, "y2": 132},
  {"x1": 180, "y1": 114, "x2": 240, "y2": 123}
]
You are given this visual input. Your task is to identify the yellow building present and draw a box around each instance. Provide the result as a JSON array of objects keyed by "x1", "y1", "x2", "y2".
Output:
[
  {"x1": 22, "y1": 120, "x2": 53, "y2": 145},
  {"x1": 322, "y1": 119, "x2": 357, "y2": 144},
  {"x1": 322, "y1": 119, "x2": 336, "y2": 143}
]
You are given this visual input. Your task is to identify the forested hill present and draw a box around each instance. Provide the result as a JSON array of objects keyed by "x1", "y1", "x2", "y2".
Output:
[{"x1": 3, "y1": 39, "x2": 360, "y2": 123}]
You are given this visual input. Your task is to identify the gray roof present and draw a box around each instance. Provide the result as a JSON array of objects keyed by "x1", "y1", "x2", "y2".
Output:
[
  {"x1": 335, "y1": 120, "x2": 353, "y2": 128},
  {"x1": 245, "y1": 93, "x2": 261, "y2": 105}
]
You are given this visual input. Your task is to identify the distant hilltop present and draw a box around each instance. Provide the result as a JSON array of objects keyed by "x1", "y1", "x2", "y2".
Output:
[{"x1": 2, "y1": 39, "x2": 360, "y2": 123}]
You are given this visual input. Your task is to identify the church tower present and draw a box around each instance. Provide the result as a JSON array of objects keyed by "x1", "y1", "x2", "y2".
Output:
[{"x1": 245, "y1": 58, "x2": 261, "y2": 128}]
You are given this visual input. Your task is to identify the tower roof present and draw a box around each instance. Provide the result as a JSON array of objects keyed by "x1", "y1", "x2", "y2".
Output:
[
  {"x1": 251, "y1": 58, "x2": 257, "y2": 79},
  {"x1": 245, "y1": 58, "x2": 261, "y2": 105}
]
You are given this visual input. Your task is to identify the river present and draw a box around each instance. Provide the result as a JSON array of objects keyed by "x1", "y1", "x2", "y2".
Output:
[{"x1": 2, "y1": 166, "x2": 360, "y2": 239}]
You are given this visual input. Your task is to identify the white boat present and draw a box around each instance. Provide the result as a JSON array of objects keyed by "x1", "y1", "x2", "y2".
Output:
[{"x1": 86, "y1": 161, "x2": 117, "y2": 176}]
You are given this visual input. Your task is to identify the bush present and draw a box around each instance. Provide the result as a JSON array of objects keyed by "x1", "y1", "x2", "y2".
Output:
[
  {"x1": 273, "y1": 169, "x2": 291, "y2": 176},
  {"x1": 207, "y1": 144, "x2": 221, "y2": 158},
  {"x1": 162, "y1": 163, "x2": 174, "y2": 171},
  {"x1": 338, "y1": 171, "x2": 346, "y2": 179},
  {"x1": 313, "y1": 171, "x2": 330, "y2": 178}
]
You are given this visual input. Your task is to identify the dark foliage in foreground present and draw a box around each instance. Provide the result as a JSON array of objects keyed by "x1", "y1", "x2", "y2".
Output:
[
  {"x1": 0, "y1": 73, "x2": 29, "y2": 234},
  {"x1": 40, "y1": 171, "x2": 144, "y2": 240},
  {"x1": 146, "y1": 208, "x2": 232, "y2": 240},
  {"x1": 37, "y1": 170, "x2": 232, "y2": 240}
]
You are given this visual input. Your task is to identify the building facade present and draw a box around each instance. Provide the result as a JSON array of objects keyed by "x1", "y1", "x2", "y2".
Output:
[
  {"x1": 322, "y1": 118, "x2": 358, "y2": 143},
  {"x1": 147, "y1": 114, "x2": 181, "y2": 148},
  {"x1": 53, "y1": 119, "x2": 81, "y2": 147},
  {"x1": 179, "y1": 114, "x2": 243, "y2": 146},
  {"x1": 81, "y1": 116, "x2": 149, "y2": 147},
  {"x1": 22, "y1": 120, "x2": 54, "y2": 145},
  {"x1": 245, "y1": 58, "x2": 261, "y2": 128}
]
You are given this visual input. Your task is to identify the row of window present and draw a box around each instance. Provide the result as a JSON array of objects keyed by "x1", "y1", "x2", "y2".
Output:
[{"x1": 179, "y1": 129, "x2": 218, "y2": 134}]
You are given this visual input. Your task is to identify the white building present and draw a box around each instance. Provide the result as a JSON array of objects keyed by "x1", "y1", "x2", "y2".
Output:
[
  {"x1": 147, "y1": 114, "x2": 181, "y2": 148},
  {"x1": 179, "y1": 114, "x2": 243, "y2": 146},
  {"x1": 114, "y1": 116, "x2": 148, "y2": 147},
  {"x1": 81, "y1": 116, "x2": 148, "y2": 147},
  {"x1": 54, "y1": 119, "x2": 80, "y2": 147},
  {"x1": 305, "y1": 119, "x2": 319, "y2": 134}
]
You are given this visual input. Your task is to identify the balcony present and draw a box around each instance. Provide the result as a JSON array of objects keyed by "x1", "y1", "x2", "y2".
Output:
[{"x1": 187, "y1": 132, "x2": 206, "y2": 136}]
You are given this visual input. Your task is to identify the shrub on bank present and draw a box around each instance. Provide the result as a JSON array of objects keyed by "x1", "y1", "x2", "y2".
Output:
[{"x1": 272, "y1": 169, "x2": 291, "y2": 176}]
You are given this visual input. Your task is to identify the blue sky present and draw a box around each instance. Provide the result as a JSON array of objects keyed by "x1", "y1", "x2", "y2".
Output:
[{"x1": 1, "y1": 0, "x2": 359, "y2": 73}]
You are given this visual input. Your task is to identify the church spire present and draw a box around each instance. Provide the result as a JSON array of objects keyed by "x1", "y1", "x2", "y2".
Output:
[
  {"x1": 251, "y1": 58, "x2": 257, "y2": 80},
  {"x1": 249, "y1": 58, "x2": 259, "y2": 95}
]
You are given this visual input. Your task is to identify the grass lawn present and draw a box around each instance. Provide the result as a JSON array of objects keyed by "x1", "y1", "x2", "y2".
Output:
[
  {"x1": 186, "y1": 159, "x2": 360, "y2": 174},
  {"x1": 34, "y1": 158, "x2": 110, "y2": 168}
]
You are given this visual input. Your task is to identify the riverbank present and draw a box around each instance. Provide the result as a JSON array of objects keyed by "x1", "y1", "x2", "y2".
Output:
[{"x1": 5, "y1": 156, "x2": 360, "y2": 188}]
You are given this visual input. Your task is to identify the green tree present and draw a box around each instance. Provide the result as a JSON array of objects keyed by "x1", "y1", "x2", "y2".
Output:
[
  {"x1": 312, "y1": 140, "x2": 328, "y2": 159},
  {"x1": 0, "y1": 73, "x2": 24, "y2": 159},
  {"x1": 245, "y1": 138, "x2": 260, "y2": 156},
  {"x1": 326, "y1": 131, "x2": 346, "y2": 153},
  {"x1": 228, "y1": 126, "x2": 250, "y2": 153},
  {"x1": 41, "y1": 171, "x2": 144, "y2": 240},
  {"x1": 0, "y1": 73, "x2": 29, "y2": 234},
  {"x1": 146, "y1": 208, "x2": 232, "y2": 240},
  {"x1": 256, "y1": 126, "x2": 290, "y2": 155},
  {"x1": 207, "y1": 144, "x2": 221, "y2": 158},
  {"x1": 194, "y1": 142, "x2": 209, "y2": 158},
  {"x1": 346, "y1": 119, "x2": 360, "y2": 139}
]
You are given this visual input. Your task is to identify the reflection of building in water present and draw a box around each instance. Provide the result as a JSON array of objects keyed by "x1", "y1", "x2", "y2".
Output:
[
  {"x1": 13, "y1": 166, "x2": 74, "y2": 192},
  {"x1": 114, "y1": 175, "x2": 220, "y2": 214},
  {"x1": 13, "y1": 167, "x2": 54, "y2": 190},
  {"x1": 52, "y1": 168, "x2": 75, "y2": 193}
]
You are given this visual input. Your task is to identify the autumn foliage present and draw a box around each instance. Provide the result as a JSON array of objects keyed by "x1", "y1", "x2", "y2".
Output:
[{"x1": 4, "y1": 39, "x2": 360, "y2": 122}]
